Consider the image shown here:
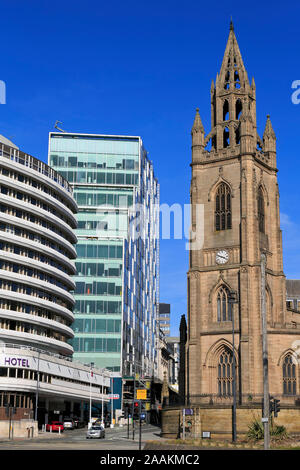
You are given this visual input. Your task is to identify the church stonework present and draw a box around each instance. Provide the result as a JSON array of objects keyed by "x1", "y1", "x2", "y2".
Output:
[{"x1": 186, "y1": 22, "x2": 300, "y2": 406}]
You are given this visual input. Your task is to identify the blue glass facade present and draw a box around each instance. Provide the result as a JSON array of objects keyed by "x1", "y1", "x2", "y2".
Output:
[{"x1": 48, "y1": 133, "x2": 159, "y2": 375}]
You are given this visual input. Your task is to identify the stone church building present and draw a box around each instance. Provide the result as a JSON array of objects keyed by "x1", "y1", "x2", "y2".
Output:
[{"x1": 162, "y1": 23, "x2": 300, "y2": 437}]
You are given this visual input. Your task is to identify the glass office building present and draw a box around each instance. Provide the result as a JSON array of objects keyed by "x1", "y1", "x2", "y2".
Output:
[{"x1": 48, "y1": 133, "x2": 159, "y2": 375}]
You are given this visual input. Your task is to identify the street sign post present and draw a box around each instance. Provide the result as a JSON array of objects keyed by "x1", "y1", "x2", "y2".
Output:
[
  {"x1": 6, "y1": 405, "x2": 16, "y2": 439},
  {"x1": 139, "y1": 400, "x2": 142, "y2": 451}
]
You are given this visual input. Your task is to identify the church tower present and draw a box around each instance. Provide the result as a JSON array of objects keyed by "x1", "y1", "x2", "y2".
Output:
[{"x1": 187, "y1": 22, "x2": 300, "y2": 403}]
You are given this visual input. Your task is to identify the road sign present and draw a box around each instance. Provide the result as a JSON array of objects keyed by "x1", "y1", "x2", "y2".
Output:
[
  {"x1": 184, "y1": 408, "x2": 194, "y2": 415},
  {"x1": 136, "y1": 389, "x2": 147, "y2": 400},
  {"x1": 108, "y1": 394, "x2": 119, "y2": 399}
]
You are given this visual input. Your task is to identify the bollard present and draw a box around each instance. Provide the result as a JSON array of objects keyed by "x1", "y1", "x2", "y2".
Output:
[{"x1": 50, "y1": 426, "x2": 52, "y2": 433}]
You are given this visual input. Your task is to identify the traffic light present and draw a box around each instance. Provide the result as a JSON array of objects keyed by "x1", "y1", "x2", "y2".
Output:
[
  {"x1": 269, "y1": 397, "x2": 274, "y2": 415},
  {"x1": 274, "y1": 399, "x2": 281, "y2": 417},
  {"x1": 269, "y1": 396, "x2": 281, "y2": 417},
  {"x1": 133, "y1": 401, "x2": 139, "y2": 420}
]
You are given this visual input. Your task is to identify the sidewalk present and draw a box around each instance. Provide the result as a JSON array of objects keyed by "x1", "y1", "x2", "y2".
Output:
[{"x1": 0, "y1": 429, "x2": 68, "y2": 443}]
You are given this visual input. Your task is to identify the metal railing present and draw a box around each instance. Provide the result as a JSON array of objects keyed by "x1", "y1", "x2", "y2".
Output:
[
  {"x1": 0, "y1": 146, "x2": 73, "y2": 195},
  {"x1": 0, "y1": 342, "x2": 110, "y2": 375}
]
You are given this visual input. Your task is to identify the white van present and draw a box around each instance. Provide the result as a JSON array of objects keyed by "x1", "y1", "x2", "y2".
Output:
[{"x1": 63, "y1": 418, "x2": 74, "y2": 430}]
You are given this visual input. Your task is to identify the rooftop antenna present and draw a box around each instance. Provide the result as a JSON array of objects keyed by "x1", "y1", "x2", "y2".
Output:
[{"x1": 54, "y1": 120, "x2": 66, "y2": 133}]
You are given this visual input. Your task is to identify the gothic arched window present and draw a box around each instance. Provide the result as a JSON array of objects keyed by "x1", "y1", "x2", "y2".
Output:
[
  {"x1": 224, "y1": 71, "x2": 230, "y2": 90},
  {"x1": 234, "y1": 70, "x2": 240, "y2": 89},
  {"x1": 223, "y1": 100, "x2": 229, "y2": 121},
  {"x1": 236, "y1": 99, "x2": 242, "y2": 119},
  {"x1": 217, "y1": 286, "x2": 232, "y2": 322},
  {"x1": 283, "y1": 354, "x2": 297, "y2": 395},
  {"x1": 218, "y1": 348, "x2": 233, "y2": 396},
  {"x1": 223, "y1": 127, "x2": 230, "y2": 148},
  {"x1": 215, "y1": 183, "x2": 232, "y2": 231},
  {"x1": 258, "y1": 187, "x2": 265, "y2": 233}
]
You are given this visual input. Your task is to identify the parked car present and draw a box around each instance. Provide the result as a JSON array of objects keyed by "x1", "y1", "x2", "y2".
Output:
[
  {"x1": 73, "y1": 417, "x2": 85, "y2": 429},
  {"x1": 63, "y1": 418, "x2": 75, "y2": 430},
  {"x1": 46, "y1": 421, "x2": 64, "y2": 432},
  {"x1": 86, "y1": 425, "x2": 105, "y2": 439}
]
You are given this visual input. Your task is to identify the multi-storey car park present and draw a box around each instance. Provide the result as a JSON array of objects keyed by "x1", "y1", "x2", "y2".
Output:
[{"x1": 0, "y1": 135, "x2": 111, "y2": 437}]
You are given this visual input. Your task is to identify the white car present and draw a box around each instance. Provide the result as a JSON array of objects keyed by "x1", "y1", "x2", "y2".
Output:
[
  {"x1": 63, "y1": 418, "x2": 75, "y2": 430},
  {"x1": 86, "y1": 425, "x2": 105, "y2": 439}
]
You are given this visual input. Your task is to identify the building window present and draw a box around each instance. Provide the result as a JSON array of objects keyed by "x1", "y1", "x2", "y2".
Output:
[
  {"x1": 215, "y1": 183, "x2": 232, "y2": 231},
  {"x1": 236, "y1": 99, "x2": 242, "y2": 120},
  {"x1": 223, "y1": 100, "x2": 229, "y2": 121},
  {"x1": 258, "y1": 187, "x2": 265, "y2": 233},
  {"x1": 218, "y1": 349, "x2": 233, "y2": 396},
  {"x1": 283, "y1": 354, "x2": 297, "y2": 395},
  {"x1": 223, "y1": 127, "x2": 230, "y2": 148},
  {"x1": 217, "y1": 286, "x2": 232, "y2": 321}
]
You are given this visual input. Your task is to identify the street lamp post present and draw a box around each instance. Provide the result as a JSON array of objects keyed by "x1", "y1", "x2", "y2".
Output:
[
  {"x1": 89, "y1": 362, "x2": 94, "y2": 428},
  {"x1": 111, "y1": 377, "x2": 114, "y2": 428},
  {"x1": 131, "y1": 361, "x2": 136, "y2": 440},
  {"x1": 261, "y1": 252, "x2": 270, "y2": 450},
  {"x1": 34, "y1": 351, "x2": 41, "y2": 424},
  {"x1": 101, "y1": 371, "x2": 105, "y2": 427},
  {"x1": 229, "y1": 290, "x2": 238, "y2": 442}
]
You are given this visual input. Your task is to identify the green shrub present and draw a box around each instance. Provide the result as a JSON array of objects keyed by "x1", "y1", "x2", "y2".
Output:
[
  {"x1": 271, "y1": 424, "x2": 288, "y2": 439},
  {"x1": 247, "y1": 419, "x2": 264, "y2": 440},
  {"x1": 247, "y1": 419, "x2": 288, "y2": 441}
]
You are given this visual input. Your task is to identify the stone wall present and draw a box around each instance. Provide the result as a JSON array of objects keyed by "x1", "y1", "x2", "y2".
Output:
[
  {"x1": 0, "y1": 419, "x2": 38, "y2": 439},
  {"x1": 162, "y1": 405, "x2": 300, "y2": 439}
]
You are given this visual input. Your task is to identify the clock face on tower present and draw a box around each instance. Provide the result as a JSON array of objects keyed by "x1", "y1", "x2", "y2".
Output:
[{"x1": 216, "y1": 250, "x2": 229, "y2": 265}]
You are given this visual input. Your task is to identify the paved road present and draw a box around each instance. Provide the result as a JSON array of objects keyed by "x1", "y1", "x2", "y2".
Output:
[{"x1": 0, "y1": 424, "x2": 162, "y2": 450}]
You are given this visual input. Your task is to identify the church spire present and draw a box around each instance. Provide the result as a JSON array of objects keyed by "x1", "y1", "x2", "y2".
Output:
[
  {"x1": 191, "y1": 108, "x2": 204, "y2": 134},
  {"x1": 263, "y1": 114, "x2": 276, "y2": 140},
  {"x1": 263, "y1": 114, "x2": 276, "y2": 161},
  {"x1": 191, "y1": 108, "x2": 205, "y2": 161},
  {"x1": 207, "y1": 23, "x2": 256, "y2": 151},
  {"x1": 217, "y1": 22, "x2": 250, "y2": 90}
]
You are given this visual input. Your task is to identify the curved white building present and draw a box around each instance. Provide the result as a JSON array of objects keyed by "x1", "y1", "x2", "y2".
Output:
[
  {"x1": 0, "y1": 138, "x2": 111, "y2": 436},
  {"x1": 0, "y1": 136, "x2": 77, "y2": 356}
]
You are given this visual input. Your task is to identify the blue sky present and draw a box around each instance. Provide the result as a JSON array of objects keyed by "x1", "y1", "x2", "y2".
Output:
[{"x1": 0, "y1": 0, "x2": 300, "y2": 336}]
